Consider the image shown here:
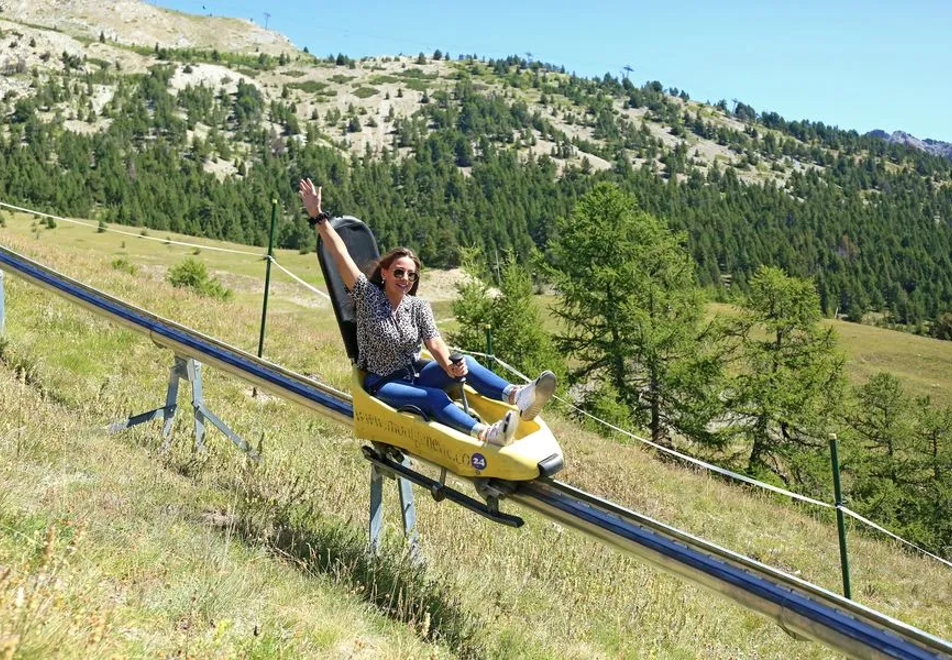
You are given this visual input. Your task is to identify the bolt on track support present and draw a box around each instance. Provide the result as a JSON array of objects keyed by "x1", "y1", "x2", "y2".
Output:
[{"x1": 109, "y1": 355, "x2": 259, "y2": 461}]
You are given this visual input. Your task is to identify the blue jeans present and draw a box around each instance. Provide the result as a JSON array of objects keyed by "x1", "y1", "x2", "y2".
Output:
[{"x1": 364, "y1": 356, "x2": 512, "y2": 434}]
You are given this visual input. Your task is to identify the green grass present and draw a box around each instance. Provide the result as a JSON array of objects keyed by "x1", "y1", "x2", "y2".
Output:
[
  {"x1": 706, "y1": 302, "x2": 952, "y2": 404},
  {"x1": 369, "y1": 75, "x2": 401, "y2": 85},
  {"x1": 1, "y1": 215, "x2": 328, "y2": 319},
  {"x1": 830, "y1": 316, "x2": 952, "y2": 402},
  {"x1": 404, "y1": 79, "x2": 430, "y2": 93},
  {"x1": 0, "y1": 365, "x2": 448, "y2": 659},
  {"x1": 398, "y1": 68, "x2": 439, "y2": 80},
  {"x1": 353, "y1": 86, "x2": 380, "y2": 99},
  {"x1": 286, "y1": 80, "x2": 329, "y2": 94},
  {"x1": 1, "y1": 215, "x2": 952, "y2": 657},
  {"x1": 329, "y1": 74, "x2": 356, "y2": 85}
]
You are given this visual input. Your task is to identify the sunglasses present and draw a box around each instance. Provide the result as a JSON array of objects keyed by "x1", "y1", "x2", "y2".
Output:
[{"x1": 392, "y1": 267, "x2": 418, "y2": 282}]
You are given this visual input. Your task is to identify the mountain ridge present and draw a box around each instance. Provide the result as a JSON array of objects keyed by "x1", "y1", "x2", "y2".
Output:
[
  {"x1": 0, "y1": 0, "x2": 294, "y2": 54},
  {"x1": 3, "y1": 0, "x2": 952, "y2": 330},
  {"x1": 868, "y1": 128, "x2": 952, "y2": 160}
]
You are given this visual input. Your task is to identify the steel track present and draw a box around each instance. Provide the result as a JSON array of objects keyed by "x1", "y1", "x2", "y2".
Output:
[{"x1": 2, "y1": 243, "x2": 950, "y2": 659}]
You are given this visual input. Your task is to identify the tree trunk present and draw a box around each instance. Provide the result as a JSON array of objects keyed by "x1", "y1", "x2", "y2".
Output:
[
  {"x1": 650, "y1": 368, "x2": 662, "y2": 444},
  {"x1": 748, "y1": 415, "x2": 769, "y2": 472}
]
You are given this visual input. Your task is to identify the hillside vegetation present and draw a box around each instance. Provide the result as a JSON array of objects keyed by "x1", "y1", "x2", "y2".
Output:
[
  {"x1": 2, "y1": 2, "x2": 952, "y2": 657},
  {"x1": 2, "y1": 1, "x2": 952, "y2": 333},
  {"x1": 2, "y1": 209, "x2": 952, "y2": 658}
]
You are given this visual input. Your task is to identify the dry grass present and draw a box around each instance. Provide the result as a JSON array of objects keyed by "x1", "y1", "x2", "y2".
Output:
[
  {"x1": 2, "y1": 217, "x2": 952, "y2": 658},
  {"x1": 0, "y1": 356, "x2": 447, "y2": 658}
]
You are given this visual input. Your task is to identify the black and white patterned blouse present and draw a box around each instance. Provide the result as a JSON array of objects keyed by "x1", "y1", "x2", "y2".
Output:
[{"x1": 347, "y1": 273, "x2": 441, "y2": 376}]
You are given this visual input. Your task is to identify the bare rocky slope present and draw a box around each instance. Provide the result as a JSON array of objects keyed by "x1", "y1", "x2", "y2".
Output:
[
  {"x1": 0, "y1": 0, "x2": 293, "y2": 54},
  {"x1": 868, "y1": 129, "x2": 952, "y2": 160}
]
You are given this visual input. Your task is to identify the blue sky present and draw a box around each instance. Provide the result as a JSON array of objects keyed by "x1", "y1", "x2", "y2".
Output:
[{"x1": 153, "y1": 0, "x2": 952, "y2": 142}]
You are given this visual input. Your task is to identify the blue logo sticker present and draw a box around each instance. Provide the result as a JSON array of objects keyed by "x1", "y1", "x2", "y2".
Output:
[{"x1": 471, "y1": 453, "x2": 487, "y2": 471}]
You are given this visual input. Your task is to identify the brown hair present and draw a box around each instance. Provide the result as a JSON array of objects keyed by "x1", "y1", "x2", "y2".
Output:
[{"x1": 368, "y1": 247, "x2": 422, "y2": 296}]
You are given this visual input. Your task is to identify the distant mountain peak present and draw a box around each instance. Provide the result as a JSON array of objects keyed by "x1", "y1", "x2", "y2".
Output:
[{"x1": 868, "y1": 129, "x2": 952, "y2": 160}]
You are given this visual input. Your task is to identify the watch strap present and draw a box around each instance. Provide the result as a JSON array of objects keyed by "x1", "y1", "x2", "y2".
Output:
[{"x1": 308, "y1": 211, "x2": 330, "y2": 227}]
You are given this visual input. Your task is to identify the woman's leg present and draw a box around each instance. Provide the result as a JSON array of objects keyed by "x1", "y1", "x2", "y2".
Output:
[
  {"x1": 374, "y1": 379, "x2": 480, "y2": 434},
  {"x1": 416, "y1": 356, "x2": 513, "y2": 402}
]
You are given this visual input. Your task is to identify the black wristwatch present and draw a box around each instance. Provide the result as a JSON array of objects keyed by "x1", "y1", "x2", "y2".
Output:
[{"x1": 308, "y1": 211, "x2": 330, "y2": 227}]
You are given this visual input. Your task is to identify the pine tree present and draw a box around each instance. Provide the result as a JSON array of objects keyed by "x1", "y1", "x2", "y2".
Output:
[
  {"x1": 721, "y1": 266, "x2": 846, "y2": 481},
  {"x1": 450, "y1": 249, "x2": 565, "y2": 384},
  {"x1": 546, "y1": 182, "x2": 718, "y2": 443}
]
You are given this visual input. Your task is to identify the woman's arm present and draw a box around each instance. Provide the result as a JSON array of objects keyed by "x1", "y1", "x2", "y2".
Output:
[
  {"x1": 298, "y1": 178, "x2": 361, "y2": 289},
  {"x1": 425, "y1": 335, "x2": 467, "y2": 378}
]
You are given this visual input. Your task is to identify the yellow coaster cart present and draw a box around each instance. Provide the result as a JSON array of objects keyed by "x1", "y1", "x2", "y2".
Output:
[{"x1": 318, "y1": 217, "x2": 564, "y2": 531}]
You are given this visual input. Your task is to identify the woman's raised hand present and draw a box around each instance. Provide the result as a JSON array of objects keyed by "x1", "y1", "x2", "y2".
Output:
[{"x1": 298, "y1": 178, "x2": 322, "y2": 218}]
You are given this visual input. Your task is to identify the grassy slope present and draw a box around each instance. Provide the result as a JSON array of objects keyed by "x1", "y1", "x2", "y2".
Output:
[
  {"x1": 1, "y1": 213, "x2": 951, "y2": 658},
  {"x1": 706, "y1": 303, "x2": 952, "y2": 405},
  {"x1": 0, "y1": 368, "x2": 446, "y2": 659}
]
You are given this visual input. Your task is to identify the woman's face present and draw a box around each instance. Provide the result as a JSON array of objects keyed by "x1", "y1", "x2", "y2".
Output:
[{"x1": 383, "y1": 256, "x2": 418, "y2": 297}]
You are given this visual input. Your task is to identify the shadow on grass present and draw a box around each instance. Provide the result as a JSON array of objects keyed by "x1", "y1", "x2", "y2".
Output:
[{"x1": 227, "y1": 467, "x2": 488, "y2": 659}]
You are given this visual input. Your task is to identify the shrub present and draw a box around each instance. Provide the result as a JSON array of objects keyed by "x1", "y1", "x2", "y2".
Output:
[
  {"x1": 286, "y1": 80, "x2": 328, "y2": 94},
  {"x1": 450, "y1": 249, "x2": 566, "y2": 385},
  {"x1": 110, "y1": 257, "x2": 137, "y2": 276},
  {"x1": 167, "y1": 257, "x2": 232, "y2": 301}
]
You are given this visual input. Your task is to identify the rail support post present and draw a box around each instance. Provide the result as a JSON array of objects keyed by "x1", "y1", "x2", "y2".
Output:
[
  {"x1": 256, "y1": 199, "x2": 278, "y2": 361},
  {"x1": 109, "y1": 355, "x2": 259, "y2": 461},
  {"x1": 369, "y1": 456, "x2": 420, "y2": 560},
  {"x1": 829, "y1": 434, "x2": 852, "y2": 599}
]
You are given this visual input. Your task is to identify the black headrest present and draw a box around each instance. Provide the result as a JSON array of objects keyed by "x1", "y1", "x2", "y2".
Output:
[{"x1": 317, "y1": 216, "x2": 381, "y2": 365}]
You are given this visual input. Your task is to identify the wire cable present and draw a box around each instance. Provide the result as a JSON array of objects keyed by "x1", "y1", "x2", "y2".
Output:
[
  {"x1": 460, "y1": 347, "x2": 829, "y2": 509},
  {"x1": 460, "y1": 348, "x2": 952, "y2": 569},
  {"x1": 0, "y1": 200, "x2": 334, "y2": 303},
  {"x1": 839, "y1": 506, "x2": 952, "y2": 570},
  {"x1": 267, "y1": 255, "x2": 330, "y2": 300},
  {"x1": 0, "y1": 201, "x2": 265, "y2": 257}
]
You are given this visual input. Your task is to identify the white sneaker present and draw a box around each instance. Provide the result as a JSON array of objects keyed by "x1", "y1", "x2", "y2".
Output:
[
  {"x1": 514, "y1": 371, "x2": 557, "y2": 421},
  {"x1": 483, "y1": 410, "x2": 517, "y2": 446}
]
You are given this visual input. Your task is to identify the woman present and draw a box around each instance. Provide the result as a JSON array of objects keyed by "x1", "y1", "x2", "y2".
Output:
[{"x1": 300, "y1": 178, "x2": 555, "y2": 446}]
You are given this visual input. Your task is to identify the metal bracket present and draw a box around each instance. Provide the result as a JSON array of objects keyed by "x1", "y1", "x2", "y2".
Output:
[
  {"x1": 369, "y1": 450, "x2": 420, "y2": 561},
  {"x1": 363, "y1": 445, "x2": 524, "y2": 531},
  {"x1": 109, "y1": 355, "x2": 259, "y2": 461}
]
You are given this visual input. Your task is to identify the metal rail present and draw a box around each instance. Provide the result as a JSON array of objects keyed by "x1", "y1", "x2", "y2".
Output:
[
  {"x1": 0, "y1": 244, "x2": 354, "y2": 426},
  {"x1": 514, "y1": 480, "x2": 952, "y2": 659},
  {"x1": 1, "y1": 243, "x2": 950, "y2": 659}
]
